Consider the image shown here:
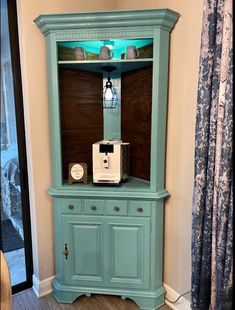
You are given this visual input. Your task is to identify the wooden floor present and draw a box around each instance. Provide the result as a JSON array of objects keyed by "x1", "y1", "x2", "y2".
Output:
[{"x1": 12, "y1": 289, "x2": 170, "y2": 310}]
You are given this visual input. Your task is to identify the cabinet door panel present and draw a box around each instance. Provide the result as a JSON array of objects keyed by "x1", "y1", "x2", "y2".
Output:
[
  {"x1": 106, "y1": 218, "x2": 150, "y2": 289},
  {"x1": 62, "y1": 216, "x2": 104, "y2": 285}
]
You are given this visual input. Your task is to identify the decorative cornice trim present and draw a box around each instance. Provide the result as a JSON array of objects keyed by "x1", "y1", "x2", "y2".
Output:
[{"x1": 34, "y1": 9, "x2": 180, "y2": 36}]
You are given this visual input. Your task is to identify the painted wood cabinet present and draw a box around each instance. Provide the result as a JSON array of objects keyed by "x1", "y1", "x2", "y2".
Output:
[{"x1": 35, "y1": 9, "x2": 179, "y2": 310}]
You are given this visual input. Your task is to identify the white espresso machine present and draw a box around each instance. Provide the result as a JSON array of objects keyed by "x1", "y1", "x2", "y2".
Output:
[{"x1": 92, "y1": 140, "x2": 129, "y2": 185}]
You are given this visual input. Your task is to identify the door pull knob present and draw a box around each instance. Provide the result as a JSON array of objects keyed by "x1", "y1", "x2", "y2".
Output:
[{"x1": 63, "y1": 243, "x2": 69, "y2": 259}]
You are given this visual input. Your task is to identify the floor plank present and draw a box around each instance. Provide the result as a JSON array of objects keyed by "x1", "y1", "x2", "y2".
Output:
[{"x1": 12, "y1": 289, "x2": 170, "y2": 310}]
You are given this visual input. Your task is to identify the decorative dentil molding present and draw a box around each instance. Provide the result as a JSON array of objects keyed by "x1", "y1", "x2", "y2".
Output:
[{"x1": 55, "y1": 29, "x2": 154, "y2": 41}]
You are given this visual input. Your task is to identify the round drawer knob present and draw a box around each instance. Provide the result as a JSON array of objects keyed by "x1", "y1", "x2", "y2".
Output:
[
  {"x1": 114, "y1": 206, "x2": 120, "y2": 212},
  {"x1": 91, "y1": 205, "x2": 97, "y2": 211},
  {"x1": 137, "y1": 207, "x2": 143, "y2": 213},
  {"x1": 68, "y1": 204, "x2": 74, "y2": 209}
]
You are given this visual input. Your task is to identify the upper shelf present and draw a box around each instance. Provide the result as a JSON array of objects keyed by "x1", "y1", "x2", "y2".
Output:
[
  {"x1": 58, "y1": 59, "x2": 153, "y2": 73},
  {"x1": 57, "y1": 39, "x2": 154, "y2": 73},
  {"x1": 57, "y1": 39, "x2": 153, "y2": 62}
]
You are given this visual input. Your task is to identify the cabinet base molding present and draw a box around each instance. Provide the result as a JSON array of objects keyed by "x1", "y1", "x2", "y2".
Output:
[{"x1": 53, "y1": 279, "x2": 165, "y2": 310}]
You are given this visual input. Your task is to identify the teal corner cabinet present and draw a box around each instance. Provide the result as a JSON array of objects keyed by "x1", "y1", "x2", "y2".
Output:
[{"x1": 35, "y1": 9, "x2": 179, "y2": 310}]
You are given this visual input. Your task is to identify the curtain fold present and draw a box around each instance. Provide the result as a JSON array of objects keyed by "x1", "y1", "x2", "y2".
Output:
[{"x1": 191, "y1": 0, "x2": 233, "y2": 309}]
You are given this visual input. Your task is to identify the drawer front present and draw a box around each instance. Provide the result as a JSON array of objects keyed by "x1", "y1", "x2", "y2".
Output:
[
  {"x1": 106, "y1": 200, "x2": 128, "y2": 216},
  {"x1": 84, "y1": 199, "x2": 104, "y2": 215},
  {"x1": 61, "y1": 199, "x2": 82, "y2": 214},
  {"x1": 129, "y1": 201, "x2": 151, "y2": 217}
]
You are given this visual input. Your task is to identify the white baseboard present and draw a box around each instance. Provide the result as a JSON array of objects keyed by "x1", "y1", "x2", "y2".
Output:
[
  {"x1": 32, "y1": 274, "x2": 55, "y2": 298},
  {"x1": 164, "y1": 283, "x2": 191, "y2": 310}
]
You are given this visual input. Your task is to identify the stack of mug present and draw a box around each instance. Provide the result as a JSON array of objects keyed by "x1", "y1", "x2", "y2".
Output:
[
  {"x1": 74, "y1": 45, "x2": 140, "y2": 60},
  {"x1": 74, "y1": 46, "x2": 87, "y2": 60}
]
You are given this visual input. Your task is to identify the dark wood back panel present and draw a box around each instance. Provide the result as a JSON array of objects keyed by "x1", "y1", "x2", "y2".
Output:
[
  {"x1": 59, "y1": 67, "x2": 103, "y2": 179},
  {"x1": 121, "y1": 67, "x2": 152, "y2": 181}
]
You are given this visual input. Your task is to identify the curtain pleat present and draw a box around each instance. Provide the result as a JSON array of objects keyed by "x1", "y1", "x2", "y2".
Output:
[{"x1": 191, "y1": 0, "x2": 233, "y2": 309}]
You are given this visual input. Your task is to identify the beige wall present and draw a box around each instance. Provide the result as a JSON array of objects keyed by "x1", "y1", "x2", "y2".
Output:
[
  {"x1": 16, "y1": 0, "x2": 203, "y2": 296},
  {"x1": 117, "y1": 0, "x2": 204, "y2": 294}
]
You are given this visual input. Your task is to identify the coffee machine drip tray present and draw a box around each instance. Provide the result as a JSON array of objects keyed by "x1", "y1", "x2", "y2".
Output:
[{"x1": 93, "y1": 179, "x2": 121, "y2": 186}]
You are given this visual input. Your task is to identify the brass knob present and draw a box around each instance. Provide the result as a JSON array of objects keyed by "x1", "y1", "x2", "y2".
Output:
[
  {"x1": 91, "y1": 205, "x2": 97, "y2": 211},
  {"x1": 63, "y1": 243, "x2": 69, "y2": 259},
  {"x1": 68, "y1": 204, "x2": 74, "y2": 209},
  {"x1": 114, "y1": 206, "x2": 120, "y2": 212},
  {"x1": 137, "y1": 207, "x2": 143, "y2": 213}
]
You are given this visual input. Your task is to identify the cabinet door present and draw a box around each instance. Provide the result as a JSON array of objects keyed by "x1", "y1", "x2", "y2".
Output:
[
  {"x1": 62, "y1": 215, "x2": 104, "y2": 286},
  {"x1": 106, "y1": 217, "x2": 150, "y2": 289}
]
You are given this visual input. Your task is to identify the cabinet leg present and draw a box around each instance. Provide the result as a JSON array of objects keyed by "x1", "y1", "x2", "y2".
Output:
[
  {"x1": 125, "y1": 289, "x2": 165, "y2": 310},
  {"x1": 86, "y1": 293, "x2": 91, "y2": 297}
]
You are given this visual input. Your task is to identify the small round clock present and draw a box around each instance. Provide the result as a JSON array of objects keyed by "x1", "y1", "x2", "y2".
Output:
[{"x1": 68, "y1": 163, "x2": 88, "y2": 184}]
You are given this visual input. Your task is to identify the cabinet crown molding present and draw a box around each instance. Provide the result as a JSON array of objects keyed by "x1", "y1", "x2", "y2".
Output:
[{"x1": 34, "y1": 8, "x2": 180, "y2": 36}]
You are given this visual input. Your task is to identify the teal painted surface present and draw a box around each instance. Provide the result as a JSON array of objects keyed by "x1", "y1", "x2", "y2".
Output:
[
  {"x1": 59, "y1": 202, "x2": 151, "y2": 290},
  {"x1": 150, "y1": 201, "x2": 164, "y2": 289},
  {"x1": 150, "y1": 28, "x2": 170, "y2": 192},
  {"x1": 48, "y1": 187, "x2": 170, "y2": 200},
  {"x1": 106, "y1": 200, "x2": 128, "y2": 216},
  {"x1": 107, "y1": 218, "x2": 150, "y2": 288},
  {"x1": 53, "y1": 278, "x2": 165, "y2": 308},
  {"x1": 46, "y1": 34, "x2": 63, "y2": 187},
  {"x1": 34, "y1": 9, "x2": 180, "y2": 36},
  {"x1": 35, "y1": 8, "x2": 179, "y2": 310},
  {"x1": 62, "y1": 216, "x2": 104, "y2": 285}
]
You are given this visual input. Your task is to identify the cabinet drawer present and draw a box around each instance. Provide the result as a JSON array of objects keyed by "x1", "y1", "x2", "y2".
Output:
[
  {"x1": 106, "y1": 200, "x2": 128, "y2": 216},
  {"x1": 129, "y1": 201, "x2": 151, "y2": 217},
  {"x1": 61, "y1": 199, "x2": 82, "y2": 214},
  {"x1": 83, "y1": 199, "x2": 104, "y2": 215}
]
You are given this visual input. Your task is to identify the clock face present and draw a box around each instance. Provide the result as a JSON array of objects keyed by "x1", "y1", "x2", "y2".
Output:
[{"x1": 71, "y1": 164, "x2": 84, "y2": 180}]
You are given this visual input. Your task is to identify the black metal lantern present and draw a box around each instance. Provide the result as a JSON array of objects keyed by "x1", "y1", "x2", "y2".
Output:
[{"x1": 101, "y1": 66, "x2": 118, "y2": 109}]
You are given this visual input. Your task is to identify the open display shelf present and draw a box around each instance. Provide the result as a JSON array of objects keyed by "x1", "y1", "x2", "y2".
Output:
[{"x1": 58, "y1": 59, "x2": 153, "y2": 74}]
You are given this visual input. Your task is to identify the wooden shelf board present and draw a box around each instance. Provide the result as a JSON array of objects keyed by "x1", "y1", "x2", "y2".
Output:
[
  {"x1": 58, "y1": 59, "x2": 153, "y2": 73},
  {"x1": 48, "y1": 176, "x2": 170, "y2": 200}
]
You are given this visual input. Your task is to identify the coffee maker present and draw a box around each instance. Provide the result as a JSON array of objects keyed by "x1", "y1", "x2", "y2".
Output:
[{"x1": 92, "y1": 140, "x2": 129, "y2": 185}]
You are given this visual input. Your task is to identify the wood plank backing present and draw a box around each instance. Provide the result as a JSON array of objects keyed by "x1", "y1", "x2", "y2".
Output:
[
  {"x1": 121, "y1": 67, "x2": 152, "y2": 181},
  {"x1": 59, "y1": 68, "x2": 103, "y2": 178}
]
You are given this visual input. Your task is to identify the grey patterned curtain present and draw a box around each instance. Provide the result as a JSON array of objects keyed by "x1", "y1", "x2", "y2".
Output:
[{"x1": 191, "y1": 0, "x2": 233, "y2": 309}]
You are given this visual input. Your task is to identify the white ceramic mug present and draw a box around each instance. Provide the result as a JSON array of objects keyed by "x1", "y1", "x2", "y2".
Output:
[
  {"x1": 99, "y1": 46, "x2": 114, "y2": 60},
  {"x1": 125, "y1": 45, "x2": 140, "y2": 59},
  {"x1": 74, "y1": 46, "x2": 87, "y2": 60}
]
